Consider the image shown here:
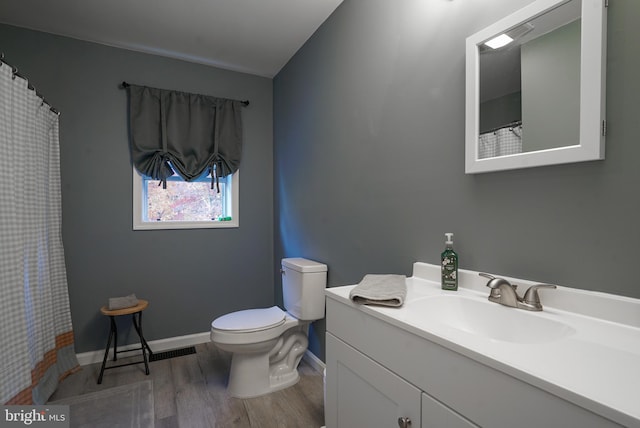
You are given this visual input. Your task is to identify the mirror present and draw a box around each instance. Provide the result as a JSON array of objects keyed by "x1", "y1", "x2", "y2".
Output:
[{"x1": 465, "y1": 0, "x2": 607, "y2": 174}]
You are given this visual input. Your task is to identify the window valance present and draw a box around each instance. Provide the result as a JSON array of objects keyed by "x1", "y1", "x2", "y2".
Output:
[{"x1": 127, "y1": 84, "x2": 244, "y2": 188}]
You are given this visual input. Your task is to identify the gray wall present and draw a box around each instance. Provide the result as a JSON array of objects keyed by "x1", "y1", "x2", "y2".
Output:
[
  {"x1": 479, "y1": 91, "x2": 522, "y2": 134},
  {"x1": 274, "y1": 0, "x2": 640, "y2": 360},
  {"x1": 522, "y1": 19, "x2": 580, "y2": 152},
  {"x1": 0, "y1": 24, "x2": 274, "y2": 353}
]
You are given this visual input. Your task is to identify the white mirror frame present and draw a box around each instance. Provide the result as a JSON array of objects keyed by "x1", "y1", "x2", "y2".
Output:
[{"x1": 465, "y1": 0, "x2": 607, "y2": 174}]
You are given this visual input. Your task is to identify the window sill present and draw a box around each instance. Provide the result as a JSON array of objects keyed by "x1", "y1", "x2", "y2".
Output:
[{"x1": 133, "y1": 219, "x2": 239, "y2": 231}]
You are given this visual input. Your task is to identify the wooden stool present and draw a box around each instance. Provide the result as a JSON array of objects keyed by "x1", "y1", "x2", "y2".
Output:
[{"x1": 97, "y1": 299, "x2": 153, "y2": 384}]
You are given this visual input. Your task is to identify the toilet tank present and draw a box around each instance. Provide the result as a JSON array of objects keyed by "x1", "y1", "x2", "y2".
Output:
[{"x1": 281, "y1": 258, "x2": 328, "y2": 321}]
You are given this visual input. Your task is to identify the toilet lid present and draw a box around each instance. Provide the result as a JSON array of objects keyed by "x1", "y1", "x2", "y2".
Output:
[{"x1": 212, "y1": 306, "x2": 286, "y2": 332}]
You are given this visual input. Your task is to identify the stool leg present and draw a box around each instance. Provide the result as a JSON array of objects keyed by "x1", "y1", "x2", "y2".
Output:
[
  {"x1": 98, "y1": 317, "x2": 116, "y2": 384},
  {"x1": 112, "y1": 316, "x2": 118, "y2": 361},
  {"x1": 133, "y1": 312, "x2": 150, "y2": 375},
  {"x1": 134, "y1": 310, "x2": 153, "y2": 356}
]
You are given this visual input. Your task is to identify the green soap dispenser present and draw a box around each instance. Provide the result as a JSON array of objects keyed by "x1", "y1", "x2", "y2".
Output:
[{"x1": 441, "y1": 233, "x2": 458, "y2": 291}]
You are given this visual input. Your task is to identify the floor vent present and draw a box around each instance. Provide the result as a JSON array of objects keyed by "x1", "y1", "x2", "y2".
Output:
[{"x1": 149, "y1": 346, "x2": 196, "y2": 362}]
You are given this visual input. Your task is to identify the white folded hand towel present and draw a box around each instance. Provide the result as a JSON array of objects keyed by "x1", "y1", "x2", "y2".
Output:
[{"x1": 349, "y1": 274, "x2": 407, "y2": 307}]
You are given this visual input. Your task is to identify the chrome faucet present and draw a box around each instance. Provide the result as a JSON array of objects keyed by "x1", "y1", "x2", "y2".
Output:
[
  {"x1": 479, "y1": 273, "x2": 556, "y2": 311},
  {"x1": 480, "y1": 273, "x2": 520, "y2": 307}
]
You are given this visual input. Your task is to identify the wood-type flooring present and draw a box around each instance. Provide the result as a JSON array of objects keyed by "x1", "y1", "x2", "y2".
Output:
[{"x1": 49, "y1": 342, "x2": 325, "y2": 428}]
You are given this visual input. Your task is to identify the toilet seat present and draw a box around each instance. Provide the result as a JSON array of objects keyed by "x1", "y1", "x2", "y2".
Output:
[{"x1": 211, "y1": 306, "x2": 286, "y2": 333}]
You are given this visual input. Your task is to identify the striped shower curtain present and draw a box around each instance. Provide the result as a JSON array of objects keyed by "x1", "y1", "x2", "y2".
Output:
[{"x1": 0, "y1": 61, "x2": 78, "y2": 404}]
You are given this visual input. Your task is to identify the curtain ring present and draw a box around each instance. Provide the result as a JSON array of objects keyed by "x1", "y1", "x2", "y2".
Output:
[{"x1": 12, "y1": 67, "x2": 18, "y2": 79}]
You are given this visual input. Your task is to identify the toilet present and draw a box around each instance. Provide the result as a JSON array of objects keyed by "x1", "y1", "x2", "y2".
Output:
[{"x1": 210, "y1": 257, "x2": 327, "y2": 398}]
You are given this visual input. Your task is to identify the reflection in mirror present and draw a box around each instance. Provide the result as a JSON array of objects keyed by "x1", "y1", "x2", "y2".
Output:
[
  {"x1": 465, "y1": 0, "x2": 607, "y2": 174},
  {"x1": 479, "y1": 0, "x2": 581, "y2": 159}
]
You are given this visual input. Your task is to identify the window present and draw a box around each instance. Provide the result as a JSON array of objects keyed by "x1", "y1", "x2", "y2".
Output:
[{"x1": 133, "y1": 166, "x2": 239, "y2": 230}]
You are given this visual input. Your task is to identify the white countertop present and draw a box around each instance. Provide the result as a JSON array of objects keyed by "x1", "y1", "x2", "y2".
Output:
[{"x1": 325, "y1": 262, "x2": 640, "y2": 428}]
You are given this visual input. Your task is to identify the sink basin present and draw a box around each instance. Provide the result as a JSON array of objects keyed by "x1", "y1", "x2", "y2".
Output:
[{"x1": 402, "y1": 294, "x2": 575, "y2": 344}]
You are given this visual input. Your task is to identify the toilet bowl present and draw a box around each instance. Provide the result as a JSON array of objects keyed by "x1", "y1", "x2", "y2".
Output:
[{"x1": 210, "y1": 258, "x2": 327, "y2": 398}]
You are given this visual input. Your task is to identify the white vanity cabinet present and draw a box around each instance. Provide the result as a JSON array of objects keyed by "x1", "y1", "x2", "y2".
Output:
[
  {"x1": 324, "y1": 291, "x2": 627, "y2": 428},
  {"x1": 421, "y1": 390, "x2": 479, "y2": 428},
  {"x1": 326, "y1": 332, "x2": 477, "y2": 428},
  {"x1": 326, "y1": 333, "x2": 421, "y2": 428}
]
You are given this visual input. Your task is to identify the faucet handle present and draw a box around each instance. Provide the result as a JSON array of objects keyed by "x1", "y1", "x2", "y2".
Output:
[
  {"x1": 523, "y1": 284, "x2": 557, "y2": 306},
  {"x1": 479, "y1": 273, "x2": 512, "y2": 289},
  {"x1": 479, "y1": 272, "x2": 495, "y2": 280}
]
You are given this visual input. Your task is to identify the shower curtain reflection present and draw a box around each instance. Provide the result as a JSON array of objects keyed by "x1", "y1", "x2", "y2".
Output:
[{"x1": 479, "y1": 123, "x2": 523, "y2": 159}]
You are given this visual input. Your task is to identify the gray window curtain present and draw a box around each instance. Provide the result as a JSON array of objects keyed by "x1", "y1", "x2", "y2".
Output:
[{"x1": 127, "y1": 84, "x2": 243, "y2": 188}]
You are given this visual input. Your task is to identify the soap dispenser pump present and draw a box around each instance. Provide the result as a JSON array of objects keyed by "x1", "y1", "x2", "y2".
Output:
[{"x1": 441, "y1": 233, "x2": 458, "y2": 291}]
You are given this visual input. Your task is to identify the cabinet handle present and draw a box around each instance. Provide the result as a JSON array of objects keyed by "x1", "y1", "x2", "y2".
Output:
[{"x1": 397, "y1": 417, "x2": 412, "y2": 427}]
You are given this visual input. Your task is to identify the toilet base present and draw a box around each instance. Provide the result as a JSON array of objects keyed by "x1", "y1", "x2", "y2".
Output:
[
  {"x1": 225, "y1": 326, "x2": 308, "y2": 398},
  {"x1": 227, "y1": 353, "x2": 301, "y2": 398}
]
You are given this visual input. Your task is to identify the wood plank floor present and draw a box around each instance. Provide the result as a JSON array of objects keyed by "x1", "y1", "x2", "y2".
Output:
[{"x1": 49, "y1": 342, "x2": 325, "y2": 428}]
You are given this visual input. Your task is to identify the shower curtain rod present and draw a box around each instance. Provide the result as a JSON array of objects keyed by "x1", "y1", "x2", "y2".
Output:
[
  {"x1": 119, "y1": 81, "x2": 250, "y2": 106},
  {"x1": 0, "y1": 53, "x2": 60, "y2": 115},
  {"x1": 482, "y1": 120, "x2": 522, "y2": 135}
]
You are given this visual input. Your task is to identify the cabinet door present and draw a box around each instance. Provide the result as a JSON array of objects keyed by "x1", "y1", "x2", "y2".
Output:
[
  {"x1": 422, "y1": 392, "x2": 479, "y2": 428},
  {"x1": 325, "y1": 333, "x2": 421, "y2": 428}
]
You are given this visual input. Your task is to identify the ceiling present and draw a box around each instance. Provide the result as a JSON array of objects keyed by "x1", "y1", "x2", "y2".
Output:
[{"x1": 0, "y1": 0, "x2": 344, "y2": 78}]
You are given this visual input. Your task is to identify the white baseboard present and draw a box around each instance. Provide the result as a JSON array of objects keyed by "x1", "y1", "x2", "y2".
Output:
[
  {"x1": 303, "y1": 349, "x2": 326, "y2": 374},
  {"x1": 76, "y1": 331, "x2": 326, "y2": 370},
  {"x1": 76, "y1": 331, "x2": 211, "y2": 366}
]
